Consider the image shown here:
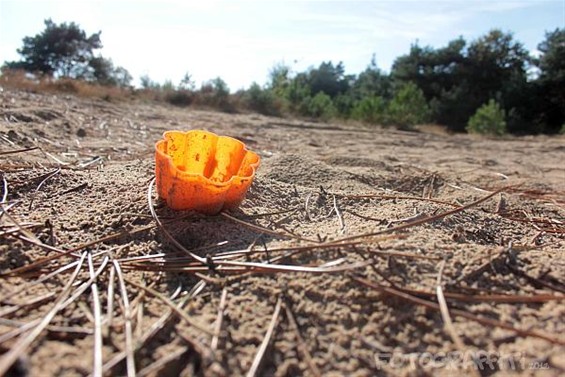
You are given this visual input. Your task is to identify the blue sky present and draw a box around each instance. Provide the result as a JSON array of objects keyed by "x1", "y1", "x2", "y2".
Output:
[{"x1": 1, "y1": 0, "x2": 563, "y2": 90}]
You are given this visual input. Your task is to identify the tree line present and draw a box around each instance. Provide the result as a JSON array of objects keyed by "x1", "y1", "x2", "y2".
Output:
[{"x1": 2, "y1": 19, "x2": 564, "y2": 135}]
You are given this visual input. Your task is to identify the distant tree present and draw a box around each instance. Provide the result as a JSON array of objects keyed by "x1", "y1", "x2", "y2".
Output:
[
  {"x1": 466, "y1": 30, "x2": 530, "y2": 132},
  {"x1": 534, "y1": 28, "x2": 565, "y2": 132},
  {"x1": 162, "y1": 79, "x2": 175, "y2": 91},
  {"x1": 207, "y1": 77, "x2": 229, "y2": 96},
  {"x1": 306, "y1": 61, "x2": 350, "y2": 98},
  {"x1": 178, "y1": 72, "x2": 195, "y2": 91},
  {"x1": 392, "y1": 37, "x2": 468, "y2": 129},
  {"x1": 466, "y1": 30, "x2": 529, "y2": 87},
  {"x1": 88, "y1": 56, "x2": 132, "y2": 87},
  {"x1": 392, "y1": 30, "x2": 530, "y2": 132},
  {"x1": 4, "y1": 19, "x2": 102, "y2": 78},
  {"x1": 351, "y1": 55, "x2": 392, "y2": 100},
  {"x1": 140, "y1": 74, "x2": 160, "y2": 89},
  {"x1": 284, "y1": 73, "x2": 311, "y2": 112},
  {"x1": 537, "y1": 28, "x2": 565, "y2": 82},
  {"x1": 268, "y1": 62, "x2": 291, "y2": 94},
  {"x1": 111, "y1": 66, "x2": 133, "y2": 88},
  {"x1": 4, "y1": 19, "x2": 131, "y2": 88}
]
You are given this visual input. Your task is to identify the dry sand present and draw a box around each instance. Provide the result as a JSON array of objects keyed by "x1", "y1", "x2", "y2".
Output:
[{"x1": 0, "y1": 88, "x2": 564, "y2": 376}]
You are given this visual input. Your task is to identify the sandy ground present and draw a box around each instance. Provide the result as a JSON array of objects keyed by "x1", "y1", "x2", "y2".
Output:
[{"x1": 0, "y1": 88, "x2": 564, "y2": 377}]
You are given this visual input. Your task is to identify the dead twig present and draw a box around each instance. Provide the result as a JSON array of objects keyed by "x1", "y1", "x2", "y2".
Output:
[
  {"x1": 105, "y1": 264, "x2": 116, "y2": 338},
  {"x1": 215, "y1": 259, "x2": 372, "y2": 274},
  {"x1": 123, "y1": 277, "x2": 213, "y2": 335},
  {"x1": 247, "y1": 297, "x2": 282, "y2": 377},
  {"x1": 333, "y1": 186, "x2": 508, "y2": 244},
  {"x1": 113, "y1": 260, "x2": 136, "y2": 377},
  {"x1": 1, "y1": 221, "x2": 169, "y2": 277},
  {"x1": 211, "y1": 287, "x2": 228, "y2": 352},
  {"x1": 88, "y1": 252, "x2": 103, "y2": 377},
  {"x1": 0, "y1": 318, "x2": 92, "y2": 343},
  {"x1": 388, "y1": 285, "x2": 563, "y2": 303},
  {"x1": 345, "y1": 209, "x2": 385, "y2": 223},
  {"x1": 60, "y1": 256, "x2": 110, "y2": 309},
  {"x1": 435, "y1": 260, "x2": 480, "y2": 377},
  {"x1": 387, "y1": 210, "x2": 429, "y2": 227},
  {"x1": 220, "y1": 211, "x2": 318, "y2": 243},
  {"x1": 354, "y1": 277, "x2": 565, "y2": 345},
  {"x1": 507, "y1": 264, "x2": 565, "y2": 295},
  {"x1": 136, "y1": 347, "x2": 188, "y2": 377},
  {"x1": 147, "y1": 177, "x2": 207, "y2": 264},
  {"x1": 0, "y1": 260, "x2": 80, "y2": 302},
  {"x1": 1, "y1": 208, "x2": 42, "y2": 243},
  {"x1": 49, "y1": 182, "x2": 88, "y2": 198},
  {"x1": 0, "y1": 171, "x2": 7, "y2": 203},
  {"x1": 0, "y1": 146, "x2": 39, "y2": 156},
  {"x1": 332, "y1": 195, "x2": 345, "y2": 235},
  {"x1": 304, "y1": 192, "x2": 313, "y2": 221},
  {"x1": 284, "y1": 301, "x2": 321, "y2": 377},
  {"x1": 339, "y1": 193, "x2": 459, "y2": 208},
  {"x1": 99, "y1": 280, "x2": 207, "y2": 376},
  {"x1": 0, "y1": 291, "x2": 56, "y2": 317},
  {"x1": 28, "y1": 167, "x2": 61, "y2": 210},
  {"x1": 243, "y1": 207, "x2": 299, "y2": 219},
  {"x1": 0, "y1": 291, "x2": 57, "y2": 318}
]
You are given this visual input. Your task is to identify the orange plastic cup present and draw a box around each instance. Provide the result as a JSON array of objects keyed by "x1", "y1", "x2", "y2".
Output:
[{"x1": 155, "y1": 130, "x2": 260, "y2": 214}]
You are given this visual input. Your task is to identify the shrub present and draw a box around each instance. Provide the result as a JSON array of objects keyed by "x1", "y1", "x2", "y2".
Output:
[
  {"x1": 466, "y1": 99, "x2": 507, "y2": 135},
  {"x1": 333, "y1": 94, "x2": 355, "y2": 118},
  {"x1": 0, "y1": 68, "x2": 126, "y2": 100},
  {"x1": 351, "y1": 96, "x2": 387, "y2": 124},
  {"x1": 302, "y1": 92, "x2": 336, "y2": 120},
  {"x1": 387, "y1": 82, "x2": 430, "y2": 129},
  {"x1": 165, "y1": 89, "x2": 194, "y2": 107},
  {"x1": 244, "y1": 83, "x2": 282, "y2": 116},
  {"x1": 284, "y1": 77, "x2": 311, "y2": 112},
  {"x1": 197, "y1": 77, "x2": 235, "y2": 112}
]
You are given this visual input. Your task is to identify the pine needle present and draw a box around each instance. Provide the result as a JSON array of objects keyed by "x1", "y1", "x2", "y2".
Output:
[
  {"x1": 123, "y1": 277, "x2": 214, "y2": 335},
  {"x1": 113, "y1": 260, "x2": 136, "y2": 377},
  {"x1": 0, "y1": 252, "x2": 86, "y2": 376},
  {"x1": 354, "y1": 277, "x2": 565, "y2": 345},
  {"x1": 247, "y1": 297, "x2": 282, "y2": 377},
  {"x1": 88, "y1": 252, "x2": 103, "y2": 377},
  {"x1": 284, "y1": 301, "x2": 321, "y2": 377},
  {"x1": 211, "y1": 287, "x2": 228, "y2": 352},
  {"x1": 147, "y1": 177, "x2": 207, "y2": 264}
]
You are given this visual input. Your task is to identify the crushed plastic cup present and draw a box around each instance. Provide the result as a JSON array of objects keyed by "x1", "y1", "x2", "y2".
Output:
[{"x1": 155, "y1": 130, "x2": 260, "y2": 214}]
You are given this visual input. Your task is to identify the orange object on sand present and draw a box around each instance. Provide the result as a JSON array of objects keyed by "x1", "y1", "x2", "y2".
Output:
[{"x1": 155, "y1": 130, "x2": 260, "y2": 214}]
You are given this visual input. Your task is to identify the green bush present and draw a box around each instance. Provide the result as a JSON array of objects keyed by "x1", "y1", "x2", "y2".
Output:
[
  {"x1": 387, "y1": 82, "x2": 430, "y2": 129},
  {"x1": 351, "y1": 96, "x2": 387, "y2": 124},
  {"x1": 333, "y1": 94, "x2": 355, "y2": 118},
  {"x1": 244, "y1": 83, "x2": 281, "y2": 116},
  {"x1": 284, "y1": 77, "x2": 311, "y2": 112},
  {"x1": 302, "y1": 92, "x2": 337, "y2": 120},
  {"x1": 466, "y1": 99, "x2": 507, "y2": 135}
]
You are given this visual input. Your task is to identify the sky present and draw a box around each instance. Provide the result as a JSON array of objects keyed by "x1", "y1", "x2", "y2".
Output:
[{"x1": 0, "y1": 0, "x2": 564, "y2": 91}]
